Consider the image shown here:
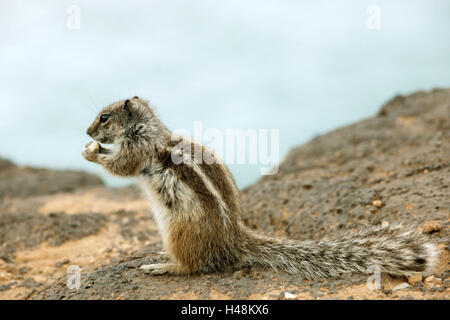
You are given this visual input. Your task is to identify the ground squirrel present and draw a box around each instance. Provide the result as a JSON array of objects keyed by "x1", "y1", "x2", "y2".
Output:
[{"x1": 82, "y1": 97, "x2": 439, "y2": 279}]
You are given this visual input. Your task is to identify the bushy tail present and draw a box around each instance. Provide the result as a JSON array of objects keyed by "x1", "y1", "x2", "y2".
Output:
[{"x1": 243, "y1": 224, "x2": 439, "y2": 280}]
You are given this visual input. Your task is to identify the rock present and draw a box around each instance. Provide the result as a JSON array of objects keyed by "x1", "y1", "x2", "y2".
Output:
[
  {"x1": 0, "y1": 271, "x2": 14, "y2": 282},
  {"x1": 18, "y1": 267, "x2": 28, "y2": 275},
  {"x1": 422, "y1": 221, "x2": 441, "y2": 234},
  {"x1": 424, "y1": 276, "x2": 442, "y2": 289},
  {"x1": 242, "y1": 88, "x2": 450, "y2": 244},
  {"x1": 407, "y1": 274, "x2": 422, "y2": 285},
  {"x1": 0, "y1": 281, "x2": 16, "y2": 292},
  {"x1": 0, "y1": 212, "x2": 107, "y2": 253},
  {"x1": 444, "y1": 277, "x2": 450, "y2": 289},
  {"x1": 0, "y1": 158, "x2": 15, "y2": 170},
  {"x1": 0, "y1": 158, "x2": 104, "y2": 198},
  {"x1": 54, "y1": 259, "x2": 71, "y2": 268},
  {"x1": 19, "y1": 278, "x2": 42, "y2": 289},
  {"x1": 392, "y1": 283, "x2": 410, "y2": 292}
]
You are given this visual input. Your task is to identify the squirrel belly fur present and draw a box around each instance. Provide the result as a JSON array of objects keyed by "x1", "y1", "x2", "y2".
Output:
[{"x1": 82, "y1": 97, "x2": 439, "y2": 279}]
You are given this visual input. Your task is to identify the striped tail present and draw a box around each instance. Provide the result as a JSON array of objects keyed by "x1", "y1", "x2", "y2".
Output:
[{"x1": 243, "y1": 224, "x2": 439, "y2": 280}]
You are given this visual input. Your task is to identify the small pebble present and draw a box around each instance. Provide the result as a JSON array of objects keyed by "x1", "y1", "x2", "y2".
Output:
[
  {"x1": 284, "y1": 292, "x2": 297, "y2": 299},
  {"x1": 372, "y1": 200, "x2": 383, "y2": 208},
  {"x1": 54, "y1": 259, "x2": 70, "y2": 268},
  {"x1": 381, "y1": 221, "x2": 390, "y2": 228},
  {"x1": 18, "y1": 267, "x2": 28, "y2": 275},
  {"x1": 424, "y1": 276, "x2": 442, "y2": 289},
  {"x1": 422, "y1": 221, "x2": 441, "y2": 234},
  {"x1": 444, "y1": 277, "x2": 450, "y2": 288}
]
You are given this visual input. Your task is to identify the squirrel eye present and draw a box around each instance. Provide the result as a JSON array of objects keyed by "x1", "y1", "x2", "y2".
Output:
[
  {"x1": 100, "y1": 113, "x2": 109, "y2": 122},
  {"x1": 100, "y1": 114, "x2": 110, "y2": 123}
]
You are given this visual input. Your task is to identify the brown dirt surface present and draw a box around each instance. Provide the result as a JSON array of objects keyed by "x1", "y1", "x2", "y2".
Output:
[{"x1": 0, "y1": 88, "x2": 449, "y2": 300}]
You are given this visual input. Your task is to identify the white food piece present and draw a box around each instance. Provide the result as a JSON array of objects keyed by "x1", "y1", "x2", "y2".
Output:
[{"x1": 87, "y1": 141, "x2": 100, "y2": 153}]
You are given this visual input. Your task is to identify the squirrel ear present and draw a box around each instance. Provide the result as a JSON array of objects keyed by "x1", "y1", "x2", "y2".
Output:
[
  {"x1": 132, "y1": 96, "x2": 139, "y2": 99},
  {"x1": 124, "y1": 99, "x2": 131, "y2": 110},
  {"x1": 124, "y1": 99, "x2": 133, "y2": 118}
]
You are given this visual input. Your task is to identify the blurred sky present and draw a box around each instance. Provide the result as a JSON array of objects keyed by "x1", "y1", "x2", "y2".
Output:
[{"x1": 1, "y1": 0, "x2": 449, "y2": 189}]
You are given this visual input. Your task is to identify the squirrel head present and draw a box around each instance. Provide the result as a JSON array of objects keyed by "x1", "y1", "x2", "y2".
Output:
[{"x1": 86, "y1": 96, "x2": 170, "y2": 146}]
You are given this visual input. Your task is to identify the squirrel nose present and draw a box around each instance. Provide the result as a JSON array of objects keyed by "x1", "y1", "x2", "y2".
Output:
[{"x1": 86, "y1": 127, "x2": 93, "y2": 137}]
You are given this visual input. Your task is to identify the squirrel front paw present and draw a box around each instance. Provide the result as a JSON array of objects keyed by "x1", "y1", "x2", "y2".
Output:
[
  {"x1": 140, "y1": 263, "x2": 186, "y2": 276},
  {"x1": 82, "y1": 141, "x2": 100, "y2": 162}
]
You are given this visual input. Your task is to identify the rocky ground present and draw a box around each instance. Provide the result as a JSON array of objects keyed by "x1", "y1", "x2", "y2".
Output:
[{"x1": 0, "y1": 88, "x2": 448, "y2": 300}]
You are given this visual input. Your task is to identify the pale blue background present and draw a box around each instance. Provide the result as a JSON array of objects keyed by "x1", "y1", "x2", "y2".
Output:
[{"x1": 1, "y1": 0, "x2": 449, "y2": 188}]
